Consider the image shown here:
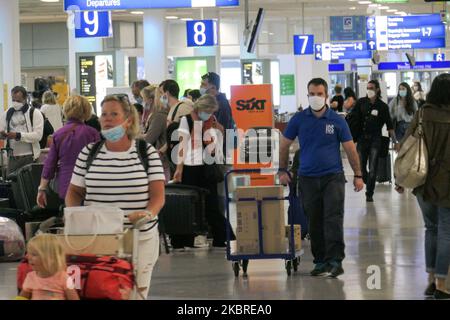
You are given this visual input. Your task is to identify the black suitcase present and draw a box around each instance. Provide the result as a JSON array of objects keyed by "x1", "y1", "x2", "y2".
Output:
[
  {"x1": 376, "y1": 152, "x2": 392, "y2": 183},
  {"x1": 16, "y1": 164, "x2": 61, "y2": 216},
  {"x1": 158, "y1": 184, "x2": 208, "y2": 236}
]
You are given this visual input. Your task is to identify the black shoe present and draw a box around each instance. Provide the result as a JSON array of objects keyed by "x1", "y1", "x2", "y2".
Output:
[
  {"x1": 328, "y1": 265, "x2": 344, "y2": 278},
  {"x1": 434, "y1": 289, "x2": 450, "y2": 300},
  {"x1": 366, "y1": 195, "x2": 374, "y2": 202},
  {"x1": 424, "y1": 283, "x2": 436, "y2": 296},
  {"x1": 310, "y1": 263, "x2": 330, "y2": 277}
]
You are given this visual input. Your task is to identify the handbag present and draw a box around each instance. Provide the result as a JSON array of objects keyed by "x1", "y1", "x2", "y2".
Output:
[
  {"x1": 204, "y1": 164, "x2": 225, "y2": 184},
  {"x1": 394, "y1": 108, "x2": 428, "y2": 189}
]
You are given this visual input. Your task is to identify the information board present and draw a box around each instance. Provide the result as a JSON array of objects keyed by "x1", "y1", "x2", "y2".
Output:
[
  {"x1": 377, "y1": 61, "x2": 450, "y2": 70},
  {"x1": 65, "y1": 0, "x2": 239, "y2": 11},
  {"x1": 330, "y1": 16, "x2": 366, "y2": 41},
  {"x1": 366, "y1": 14, "x2": 446, "y2": 51},
  {"x1": 315, "y1": 42, "x2": 371, "y2": 61},
  {"x1": 280, "y1": 74, "x2": 295, "y2": 96}
]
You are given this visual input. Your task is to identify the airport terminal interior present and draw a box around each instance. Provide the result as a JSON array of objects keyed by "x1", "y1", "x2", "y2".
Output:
[{"x1": 0, "y1": 0, "x2": 450, "y2": 301}]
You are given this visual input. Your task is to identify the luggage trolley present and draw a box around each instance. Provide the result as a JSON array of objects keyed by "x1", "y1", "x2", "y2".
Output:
[{"x1": 224, "y1": 168, "x2": 304, "y2": 277}]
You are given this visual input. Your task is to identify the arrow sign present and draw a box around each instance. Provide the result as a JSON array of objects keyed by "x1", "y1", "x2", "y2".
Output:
[
  {"x1": 368, "y1": 41, "x2": 376, "y2": 50},
  {"x1": 368, "y1": 30, "x2": 375, "y2": 39}
]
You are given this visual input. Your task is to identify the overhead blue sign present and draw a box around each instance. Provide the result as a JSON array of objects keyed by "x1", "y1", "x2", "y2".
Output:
[
  {"x1": 328, "y1": 64, "x2": 345, "y2": 72},
  {"x1": 65, "y1": 0, "x2": 239, "y2": 11},
  {"x1": 186, "y1": 20, "x2": 218, "y2": 47},
  {"x1": 434, "y1": 53, "x2": 445, "y2": 61},
  {"x1": 315, "y1": 42, "x2": 371, "y2": 61},
  {"x1": 75, "y1": 11, "x2": 112, "y2": 38},
  {"x1": 366, "y1": 14, "x2": 446, "y2": 51},
  {"x1": 330, "y1": 16, "x2": 366, "y2": 41},
  {"x1": 378, "y1": 61, "x2": 450, "y2": 71},
  {"x1": 293, "y1": 35, "x2": 314, "y2": 55}
]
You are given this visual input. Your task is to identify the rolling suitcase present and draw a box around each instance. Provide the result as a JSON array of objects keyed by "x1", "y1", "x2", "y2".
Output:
[
  {"x1": 158, "y1": 184, "x2": 208, "y2": 236},
  {"x1": 376, "y1": 152, "x2": 392, "y2": 183}
]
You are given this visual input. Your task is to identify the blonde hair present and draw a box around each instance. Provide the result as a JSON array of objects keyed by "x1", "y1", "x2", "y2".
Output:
[
  {"x1": 42, "y1": 91, "x2": 57, "y2": 105},
  {"x1": 193, "y1": 94, "x2": 218, "y2": 113},
  {"x1": 27, "y1": 234, "x2": 66, "y2": 276},
  {"x1": 63, "y1": 95, "x2": 92, "y2": 121},
  {"x1": 141, "y1": 85, "x2": 165, "y2": 113},
  {"x1": 101, "y1": 95, "x2": 140, "y2": 140}
]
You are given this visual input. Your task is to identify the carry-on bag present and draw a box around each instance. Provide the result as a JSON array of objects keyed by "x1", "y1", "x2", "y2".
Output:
[
  {"x1": 158, "y1": 184, "x2": 208, "y2": 235},
  {"x1": 376, "y1": 152, "x2": 392, "y2": 183}
]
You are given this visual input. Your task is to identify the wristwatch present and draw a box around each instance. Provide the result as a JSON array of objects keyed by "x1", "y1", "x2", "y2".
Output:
[
  {"x1": 354, "y1": 175, "x2": 363, "y2": 179},
  {"x1": 38, "y1": 187, "x2": 47, "y2": 193}
]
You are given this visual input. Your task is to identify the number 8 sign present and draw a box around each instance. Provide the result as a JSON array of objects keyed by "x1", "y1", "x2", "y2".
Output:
[{"x1": 186, "y1": 20, "x2": 218, "y2": 47}]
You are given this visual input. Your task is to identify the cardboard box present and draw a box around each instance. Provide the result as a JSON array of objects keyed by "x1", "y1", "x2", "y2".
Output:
[
  {"x1": 285, "y1": 225, "x2": 302, "y2": 252},
  {"x1": 55, "y1": 234, "x2": 128, "y2": 256},
  {"x1": 235, "y1": 186, "x2": 285, "y2": 254}
]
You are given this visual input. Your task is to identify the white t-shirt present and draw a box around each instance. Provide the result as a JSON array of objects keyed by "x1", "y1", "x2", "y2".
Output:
[
  {"x1": 167, "y1": 102, "x2": 193, "y2": 123},
  {"x1": 41, "y1": 104, "x2": 63, "y2": 131},
  {"x1": 70, "y1": 141, "x2": 165, "y2": 235},
  {"x1": 9, "y1": 111, "x2": 33, "y2": 157}
]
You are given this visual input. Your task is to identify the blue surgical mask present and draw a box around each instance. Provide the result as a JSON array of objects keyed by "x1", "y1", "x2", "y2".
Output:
[
  {"x1": 101, "y1": 122, "x2": 127, "y2": 142},
  {"x1": 198, "y1": 111, "x2": 212, "y2": 121},
  {"x1": 399, "y1": 90, "x2": 407, "y2": 98}
]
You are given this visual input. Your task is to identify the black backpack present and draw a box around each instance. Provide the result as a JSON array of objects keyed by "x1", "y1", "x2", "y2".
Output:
[
  {"x1": 85, "y1": 139, "x2": 149, "y2": 173},
  {"x1": 6, "y1": 105, "x2": 54, "y2": 148}
]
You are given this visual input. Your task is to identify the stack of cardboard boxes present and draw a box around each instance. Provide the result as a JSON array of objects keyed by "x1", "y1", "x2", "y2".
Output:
[{"x1": 235, "y1": 186, "x2": 287, "y2": 254}]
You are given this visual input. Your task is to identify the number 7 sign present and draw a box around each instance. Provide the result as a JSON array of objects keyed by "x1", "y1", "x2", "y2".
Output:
[{"x1": 293, "y1": 35, "x2": 314, "y2": 55}]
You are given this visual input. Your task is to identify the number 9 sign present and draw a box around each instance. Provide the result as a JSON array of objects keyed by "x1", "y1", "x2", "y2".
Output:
[
  {"x1": 75, "y1": 11, "x2": 113, "y2": 39},
  {"x1": 186, "y1": 20, "x2": 218, "y2": 47}
]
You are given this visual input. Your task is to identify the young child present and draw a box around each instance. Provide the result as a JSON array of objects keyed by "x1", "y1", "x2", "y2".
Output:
[{"x1": 18, "y1": 234, "x2": 79, "y2": 300}]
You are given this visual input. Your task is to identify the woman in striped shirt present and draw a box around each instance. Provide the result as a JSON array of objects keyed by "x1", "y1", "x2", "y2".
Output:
[{"x1": 65, "y1": 95, "x2": 166, "y2": 300}]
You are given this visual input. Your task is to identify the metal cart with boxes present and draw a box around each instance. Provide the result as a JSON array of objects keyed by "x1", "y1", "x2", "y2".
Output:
[{"x1": 224, "y1": 168, "x2": 304, "y2": 277}]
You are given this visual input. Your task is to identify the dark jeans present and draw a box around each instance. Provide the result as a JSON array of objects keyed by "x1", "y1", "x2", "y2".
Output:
[
  {"x1": 298, "y1": 173, "x2": 346, "y2": 265},
  {"x1": 416, "y1": 194, "x2": 450, "y2": 279},
  {"x1": 357, "y1": 137, "x2": 381, "y2": 197},
  {"x1": 170, "y1": 165, "x2": 236, "y2": 248},
  {"x1": 395, "y1": 121, "x2": 410, "y2": 143}
]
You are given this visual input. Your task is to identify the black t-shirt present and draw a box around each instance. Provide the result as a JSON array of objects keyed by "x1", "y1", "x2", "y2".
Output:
[
  {"x1": 331, "y1": 95, "x2": 344, "y2": 112},
  {"x1": 353, "y1": 97, "x2": 393, "y2": 140}
]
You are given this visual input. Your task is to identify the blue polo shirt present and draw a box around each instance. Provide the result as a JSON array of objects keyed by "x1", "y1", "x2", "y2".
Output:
[{"x1": 284, "y1": 107, "x2": 353, "y2": 177}]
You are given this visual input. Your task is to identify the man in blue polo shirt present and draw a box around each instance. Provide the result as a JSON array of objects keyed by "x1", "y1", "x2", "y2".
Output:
[{"x1": 279, "y1": 78, "x2": 364, "y2": 278}]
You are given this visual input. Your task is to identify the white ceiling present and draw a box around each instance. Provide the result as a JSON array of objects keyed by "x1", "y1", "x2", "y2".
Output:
[{"x1": 18, "y1": 0, "x2": 448, "y2": 23}]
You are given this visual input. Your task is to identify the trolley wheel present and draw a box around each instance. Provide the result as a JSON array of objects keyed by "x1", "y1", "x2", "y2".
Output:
[
  {"x1": 242, "y1": 259, "x2": 249, "y2": 275},
  {"x1": 285, "y1": 260, "x2": 292, "y2": 276},
  {"x1": 233, "y1": 262, "x2": 240, "y2": 277}
]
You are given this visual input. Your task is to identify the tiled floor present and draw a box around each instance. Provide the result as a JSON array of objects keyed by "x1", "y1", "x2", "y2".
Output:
[{"x1": 1, "y1": 170, "x2": 449, "y2": 300}]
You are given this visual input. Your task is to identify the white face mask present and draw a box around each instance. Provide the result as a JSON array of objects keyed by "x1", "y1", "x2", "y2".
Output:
[
  {"x1": 367, "y1": 90, "x2": 376, "y2": 99},
  {"x1": 12, "y1": 101, "x2": 24, "y2": 111},
  {"x1": 308, "y1": 96, "x2": 326, "y2": 111}
]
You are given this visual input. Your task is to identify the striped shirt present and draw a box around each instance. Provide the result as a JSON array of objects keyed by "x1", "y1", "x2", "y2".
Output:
[{"x1": 70, "y1": 140, "x2": 165, "y2": 235}]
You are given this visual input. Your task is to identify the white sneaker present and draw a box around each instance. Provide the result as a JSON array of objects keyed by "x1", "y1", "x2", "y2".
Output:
[{"x1": 194, "y1": 235, "x2": 209, "y2": 248}]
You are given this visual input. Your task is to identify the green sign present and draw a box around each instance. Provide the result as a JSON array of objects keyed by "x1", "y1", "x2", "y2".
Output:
[
  {"x1": 176, "y1": 59, "x2": 208, "y2": 99},
  {"x1": 280, "y1": 74, "x2": 295, "y2": 96},
  {"x1": 373, "y1": 0, "x2": 408, "y2": 3}
]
